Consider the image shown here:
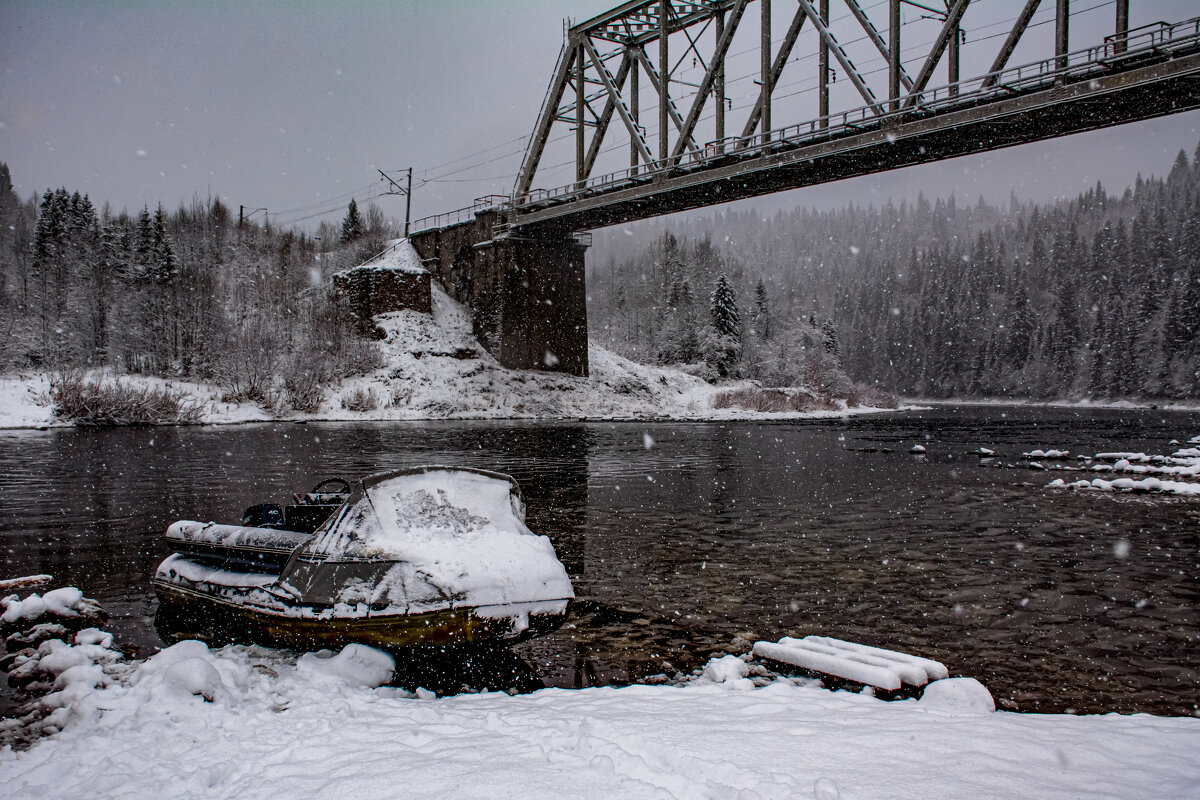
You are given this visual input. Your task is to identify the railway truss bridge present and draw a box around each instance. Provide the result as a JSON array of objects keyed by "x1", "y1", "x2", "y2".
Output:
[{"x1": 407, "y1": 0, "x2": 1200, "y2": 376}]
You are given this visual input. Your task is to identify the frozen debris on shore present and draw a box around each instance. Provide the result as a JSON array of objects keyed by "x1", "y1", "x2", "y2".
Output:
[
  {"x1": 1, "y1": 585, "x2": 125, "y2": 745},
  {"x1": 1, "y1": 587, "x2": 106, "y2": 629},
  {"x1": 976, "y1": 447, "x2": 996, "y2": 457},
  {"x1": 909, "y1": 444, "x2": 926, "y2": 454},
  {"x1": 752, "y1": 635, "x2": 948, "y2": 691}
]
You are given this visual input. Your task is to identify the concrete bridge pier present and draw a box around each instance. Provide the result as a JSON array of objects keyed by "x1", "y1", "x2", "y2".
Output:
[{"x1": 409, "y1": 213, "x2": 589, "y2": 376}]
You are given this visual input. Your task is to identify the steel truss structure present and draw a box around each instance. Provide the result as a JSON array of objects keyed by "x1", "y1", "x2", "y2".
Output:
[{"x1": 514, "y1": 0, "x2": 1130, "y2": 200}]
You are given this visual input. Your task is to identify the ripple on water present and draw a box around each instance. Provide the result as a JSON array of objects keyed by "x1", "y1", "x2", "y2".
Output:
[{"x1": 0, "y1": 408, "x2": 1197, "y2": 714}]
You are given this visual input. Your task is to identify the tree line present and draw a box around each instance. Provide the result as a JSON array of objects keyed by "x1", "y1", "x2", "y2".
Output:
[
  {"x1": 589, "y1": 144, "x2": 1200, "y2": 400},
  {"x1": 0, "y1": 163, "x2": 393, "y2": 410}
]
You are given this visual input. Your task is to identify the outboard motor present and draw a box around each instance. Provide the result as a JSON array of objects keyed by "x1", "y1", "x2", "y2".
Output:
[{"x1": 242, "y1": 503, "x2": 285, "y2": 528}]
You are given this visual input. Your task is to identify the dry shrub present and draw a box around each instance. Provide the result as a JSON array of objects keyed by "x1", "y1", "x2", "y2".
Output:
[
  {"x1": 340, "y1": 387, "x2": 379, "y2": 412},
  {"x1": 845, "y1": 384, "x2": 900, "y2": 409},
  {"x1": 49, "y1": 372, "x2": 204, "y2": 426},
  {"x1": 284, "y1": 372, "x2": 323, "y2": 413},
  {"x1": 214, "y1": 322, "x2": 281, "y2": 406},
  {"x1": 339, "y1": 335, "x2": 384, "y2": 376},
  {"x1": 713, "y1": 387, "x2": 837, "y2": 412}
]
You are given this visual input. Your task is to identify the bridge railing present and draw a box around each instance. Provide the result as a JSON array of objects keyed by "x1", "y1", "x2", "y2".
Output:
[
  {"x1": 410, "y1": 194, "x2": 513, "y2": 235},
  {"x1": 507, "y1": 15, "x2": 1200, "y2": 218}
]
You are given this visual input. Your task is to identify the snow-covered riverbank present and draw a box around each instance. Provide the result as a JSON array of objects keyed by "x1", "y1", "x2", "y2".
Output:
[
  {"x1": 0, "y1": 278, "x2": 896, "y2": 429},
  {"x1": 2, "y1": 635, "x2": 1197, "y2": 800}
]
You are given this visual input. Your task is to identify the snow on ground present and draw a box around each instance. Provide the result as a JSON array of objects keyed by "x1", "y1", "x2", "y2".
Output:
[
  {"x1": 3, "y1": 636, "x2": 1198, "y2": 800},
  {"x1": 0, "y1": 373, "x2": 271, "y2": 430},
  {"x1": 0, "y1": 376, "x2": 55, "y2": 430},
  {"x1": 312, "y1": 280, "x2": 879, "y2": 423},
  {"x1": 0, "y1": 265, "x2": 893, "y2": 428}
]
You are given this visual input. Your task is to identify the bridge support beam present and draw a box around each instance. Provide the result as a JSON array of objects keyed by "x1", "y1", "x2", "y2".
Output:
[{"x1": 410, "y1": 217, "x2": 589, "y2": 377}]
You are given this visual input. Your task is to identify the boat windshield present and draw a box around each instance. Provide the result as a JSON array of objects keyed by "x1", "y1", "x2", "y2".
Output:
[{"x1": 303, "y1": 468, "x2": 529, "y2": 560}]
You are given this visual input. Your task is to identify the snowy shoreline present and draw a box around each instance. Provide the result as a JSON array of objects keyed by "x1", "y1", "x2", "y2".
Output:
[
  {"x1": 2, "y1": 630, "x2": 1197, "y2": 799},
  {"x1": 0, "y1": 370, "x2": 900, "y2": 432},
  {"x1": 0, "y1": 279, "x2": 903, "y2": 431},
  {"x1": 2, "y1": 581, "x2": 1198, "y2": 800}
]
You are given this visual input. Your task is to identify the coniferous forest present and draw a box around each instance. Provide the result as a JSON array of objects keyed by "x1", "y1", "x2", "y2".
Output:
[
  {"x1": 588, "y1": 145, "x2": 1200, "y2": 401},
  {"x1": 3, "y1": 140, "x2": 1199, "y2": 403},
  {"x1": 0, "y1": 162, "x2": 394, "y2": 408}
]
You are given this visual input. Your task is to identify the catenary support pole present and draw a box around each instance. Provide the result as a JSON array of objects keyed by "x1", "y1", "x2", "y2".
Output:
[
  {"x1": 1115, "y1": 0, "x2": 1129, "y2": 54},
  {"x1": 761, "y1": 0, "x2": 772, "y2": 137},
  {"x1": 819, "y1": 0, "x2": 829, "y2": 128},
  {"x1": 1056, "y1": 0, "x2": 1070, "y2": 73},
  {"x1": 405, "y1": 167, "x2": 412, "y2": 237},
  {"x1": 889, "y1": 0, "x2": 901, "y2": 112},
  {"x1": 715, "y1": 9, "x2": 725, "y2": 146},
  {"x1": 948, "y1": 22, "x2": 960, "y2": 97}
]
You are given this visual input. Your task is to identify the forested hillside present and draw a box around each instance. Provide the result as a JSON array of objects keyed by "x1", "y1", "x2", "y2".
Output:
[
  {"x1": 0, "y1": 164, "x2": 390, "y2": 408},
  {"x1": 588, "y1": 145, "x2": 1200, "y2": 401}
]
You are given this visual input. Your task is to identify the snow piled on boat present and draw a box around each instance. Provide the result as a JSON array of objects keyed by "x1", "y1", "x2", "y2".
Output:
[
  {"x1": 306, "y1": 469, "x2": 573, "y2": 613},
  {"x1": 2, "y1": 637, "x2": 1198, "y2": 799}
]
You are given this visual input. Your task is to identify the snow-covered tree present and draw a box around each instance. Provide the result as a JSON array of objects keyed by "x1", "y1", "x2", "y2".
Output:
[
  {"x1": 341, "y1": 199, "x2": 364, "y2": 243},
  {"x1": 752, "y1": 279, "x2": 771, "y2": 340},
  {"x1": 710, "y1": 274, "x2": 740, "y2": 340}
]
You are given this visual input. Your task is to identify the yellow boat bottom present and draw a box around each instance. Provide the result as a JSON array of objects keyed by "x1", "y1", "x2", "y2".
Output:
[{"x1": 152, "y1": 582, "x2": 570, "y2": 651}]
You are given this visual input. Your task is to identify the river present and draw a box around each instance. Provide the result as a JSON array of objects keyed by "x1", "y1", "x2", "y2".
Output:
[{"x1": 1, "y1": 406, "x2": 1197, "y2": 715}]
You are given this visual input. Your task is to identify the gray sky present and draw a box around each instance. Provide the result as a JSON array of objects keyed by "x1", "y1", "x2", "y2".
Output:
[{"x1": 3, "y1": 0, "x2": 1199, "y2": 231}]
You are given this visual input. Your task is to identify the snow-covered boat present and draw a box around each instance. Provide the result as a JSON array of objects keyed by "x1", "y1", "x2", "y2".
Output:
[{"x1": 152, "y1": 467, "x2": 574, "y2": 650}]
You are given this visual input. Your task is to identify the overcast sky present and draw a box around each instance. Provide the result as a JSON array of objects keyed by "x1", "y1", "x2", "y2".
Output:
[{"x1": 3, "y1": 0, "x2": 1199, "y2": 232}]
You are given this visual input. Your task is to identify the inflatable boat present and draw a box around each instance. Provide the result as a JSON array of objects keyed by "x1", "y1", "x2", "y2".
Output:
[{"x1": 152, "y1": 467, "x2": 574, "y2": 650}]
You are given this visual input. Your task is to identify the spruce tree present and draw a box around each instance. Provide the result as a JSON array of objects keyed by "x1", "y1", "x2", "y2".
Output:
[
  {"x1": 753, "y1": 279, "x2": 771, "y2": 340},
  {"x1": 710, "y1": 274, "x2": 740, "y2": 339},
  {"x1": 341, "y1": 199, "x2": 364, "y2": 243}
]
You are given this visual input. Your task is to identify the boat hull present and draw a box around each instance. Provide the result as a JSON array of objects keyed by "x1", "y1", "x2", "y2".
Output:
[{"x1": 153, "y1": 581, "x2": 571, "y2": 651}]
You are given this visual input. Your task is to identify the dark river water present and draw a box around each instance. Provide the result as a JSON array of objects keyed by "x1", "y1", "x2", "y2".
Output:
[{"x1": 1, "y1": 406, "x2": 1197, "y2": 716}]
